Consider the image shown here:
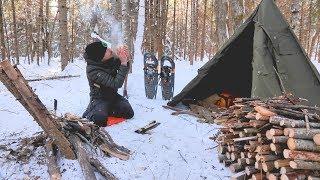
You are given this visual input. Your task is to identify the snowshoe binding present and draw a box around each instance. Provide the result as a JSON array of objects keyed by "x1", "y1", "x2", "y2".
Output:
[
  {"x1": 144, "y1": 53, "x2": 159, "y2": 99},
  {"x1": 160, "y1": 56, "x2": 175, "y2": 100}
]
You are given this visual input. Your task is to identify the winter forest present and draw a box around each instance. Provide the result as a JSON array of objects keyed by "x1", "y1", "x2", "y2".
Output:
[
  {"x1": 1, "y1": 0, "x2": 320, "y2": 179},
  {"x1": 0, "y1": 0, "x2": 319, "y2": 68}
]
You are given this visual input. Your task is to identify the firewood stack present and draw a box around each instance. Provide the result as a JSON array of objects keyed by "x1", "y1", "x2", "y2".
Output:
[{"x1": 211, "y1": 96, "x2": 320, "y2": 180}]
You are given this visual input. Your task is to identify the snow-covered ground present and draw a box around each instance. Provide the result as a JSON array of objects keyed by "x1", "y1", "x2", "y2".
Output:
[{"x1": 0, "y1": 54, "x2": 231, "y2": 180}]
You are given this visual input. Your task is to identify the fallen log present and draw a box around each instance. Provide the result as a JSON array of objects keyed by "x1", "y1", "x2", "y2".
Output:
[{"x1": 27, "y1": 75, "x2": 80, "y2": 82}]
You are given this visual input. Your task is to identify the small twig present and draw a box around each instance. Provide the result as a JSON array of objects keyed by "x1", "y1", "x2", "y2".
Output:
[
  {"x1": 0, "y1": 108, "x2": 18, "y2": 114},
  {"x1": 205, "y1": 145, "x2": 219, "y2": 150},
  {"x1": 178, "y1": 150, "x2": 188, "y2": 164}
]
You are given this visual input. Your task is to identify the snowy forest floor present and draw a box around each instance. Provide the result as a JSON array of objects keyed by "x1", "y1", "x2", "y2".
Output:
[{"x1": 0, "y1": 56, "x2": 233, "y2": 180}]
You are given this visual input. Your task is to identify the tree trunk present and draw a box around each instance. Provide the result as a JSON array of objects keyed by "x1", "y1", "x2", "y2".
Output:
[
  {"x1": 215, "y1": 0, "x2": 228, "y2": 48},
  {"x1": 58, "y1": 0, "x2": 69, "y2": 70},
  {"x1": 45, "y1": 0, "x2": 52, "y2": 63},
  {"x1": 290, "y1": 0, "x2": 301, "y2": 38},
  {"x1": 189, "y1": 0, "x2": 197, "y2": 65},
  {"x1": 11, "y1": 0, "x2": 19, "y2": 64},
  {"x1": 171, "y1": 0, "x2": 176, "y2": 60},
  {"x1": 200, "y1": 0, "x2": 207, "y2": 61},
  {"x1": 183, "y1": 0, "x2": 189, "y2": 60},
  {"x1": 0, "y1": 0, "x2": 6, "y2": 60},
  {"x1": 230, "y1": 0, "x2": 244, "y2": 30}
]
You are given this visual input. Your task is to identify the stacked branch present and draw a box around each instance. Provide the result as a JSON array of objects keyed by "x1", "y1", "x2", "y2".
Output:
[
  {"x1": 203, "y1": 95, "x2": 320, "y2": 180},
  {"x1": 0, "y1": 60, "x2": 129, "y2": 179}
]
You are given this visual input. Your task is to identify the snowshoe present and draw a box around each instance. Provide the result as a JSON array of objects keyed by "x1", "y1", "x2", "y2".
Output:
[
  {"x1": 160, "y1": 56, "x2": 175, "y2": 100},
  {"x1": 144, "y1": 53, "x2": 159, "y2": 99}
]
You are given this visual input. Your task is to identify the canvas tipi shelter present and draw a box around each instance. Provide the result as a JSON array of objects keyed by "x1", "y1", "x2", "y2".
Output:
[{"x1": 168, "y1": 0, "x2": 320, "y2": 107}]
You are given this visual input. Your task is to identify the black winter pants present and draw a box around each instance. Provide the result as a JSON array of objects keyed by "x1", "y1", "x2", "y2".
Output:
[{"x1": 82, "y1": 95, "x2": 134, "y2": 126}]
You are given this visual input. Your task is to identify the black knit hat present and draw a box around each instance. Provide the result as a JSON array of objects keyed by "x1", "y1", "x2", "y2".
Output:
[{"x1": 85, "y1": 41, "x2": 107, "y2": 62}]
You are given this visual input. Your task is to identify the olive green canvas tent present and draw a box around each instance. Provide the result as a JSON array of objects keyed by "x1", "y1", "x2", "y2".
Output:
[{"x1": 168, "y1": 0, "x2": 320, "y2": 107}]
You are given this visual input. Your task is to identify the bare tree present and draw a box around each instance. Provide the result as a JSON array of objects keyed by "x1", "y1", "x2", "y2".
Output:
[
  {"x1": 230, "y1": 0, "x2": 244, "y2": 30},
  {"x1": 215, "y1": 0, "x2": 228, "y2": 48},
  {"x1": 183, "y1": 0, "x2": 189, "y2": 60},
  {"x1": 0, "y1": 0, "x2": 6, "y2": 60},
  {"x1": 290, "y1": 0, "x2": 301, "y2": 38},
  {"x1": 171, "y1": 0, "x2": 176, "y2": 60},
  {"x1": 200, "y1": 0, "x2": 207, "y2": 61},
  {"x1": 11, "y1": 0, "x2": 19, "y2": 64},
  {"x1": 58, "y1": 0, "x2": 69, "y2": 70}
]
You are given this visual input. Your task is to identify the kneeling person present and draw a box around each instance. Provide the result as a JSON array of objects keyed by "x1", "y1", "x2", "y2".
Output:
[{"x1": 82, "y1": 41, "x2": 134, "y2": 126}]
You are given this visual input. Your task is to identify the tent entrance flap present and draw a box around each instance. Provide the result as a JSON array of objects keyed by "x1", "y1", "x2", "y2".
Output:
[{"x1": 186, "y1": 21, "x2": 255, "y2": 102}]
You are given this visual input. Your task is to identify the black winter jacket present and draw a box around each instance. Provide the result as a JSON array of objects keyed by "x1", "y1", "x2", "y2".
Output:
[{"x1": 84, "y1": 53, "x2": 129, "y2": 101}]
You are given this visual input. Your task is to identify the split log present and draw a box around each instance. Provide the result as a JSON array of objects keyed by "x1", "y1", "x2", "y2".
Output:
[
  {"x1": 231, "y1": 152, "x2": 240, "y2": 161},
  {"x1": 287, "y1": 138, "x2": 320, "y2": 152},
  {"x1": 135, "y1": 121, "x2": 160, "y2": 134},
  {"x1": 70, "y1": 135, "x2": 97, "y2": 180},
  {"x1": 283, "y1": 149, "x2": 320, "y2": 162},
  {"x1": 89, "y1": 157, "x2": 117, "y2": 180},
  {"x1": 255, "y1": 113, "x2": 269, "y2": 121},
  {"x1": 313, "y1": 134, "x2": 320, "y2": 146},
  {"x1": 99, "y1": 143, "x2": 130, "y2": 161},
  {"x1": 280, "y1": 172, "x2": 306, "y2": 180},
  {"x1": 274, "y1": 159, "x2": 291, "y2": 169},
  {"x1": 290, "y1": 160, "x2": 320, "y2": 170},
  {"x1": 254, "y1": 106, "x2": 276, "y2": 116},
  {"x1": 44, "y1": 139, "x2": 61, "y2": 180},
  {"x1": 287, "y1": 128, "x2": 320, "y2": 139}
]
